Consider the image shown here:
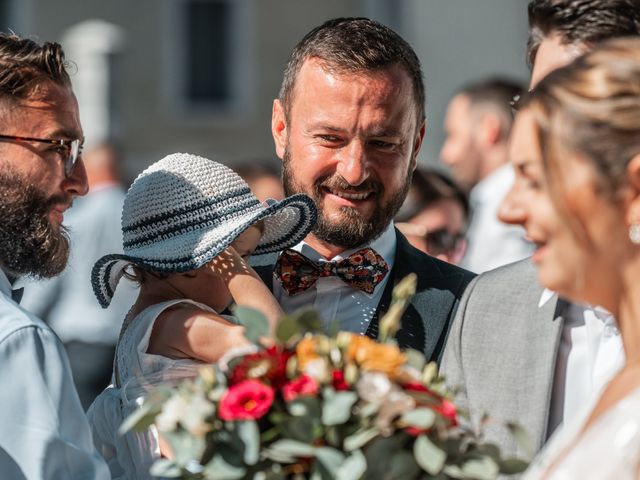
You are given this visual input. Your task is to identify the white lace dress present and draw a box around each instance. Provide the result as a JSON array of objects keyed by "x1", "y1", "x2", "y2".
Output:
[
  {"x1": 87, "y1": 299, "x2": 231, "y2": 480},
  {"x1": 523, "y1": 386, "x2": 640, "y2": 479}
]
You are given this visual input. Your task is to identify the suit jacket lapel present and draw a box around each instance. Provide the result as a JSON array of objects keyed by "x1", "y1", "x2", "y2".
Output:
[{"x1": 366, "y1": 230, "x2": 469, "y2": 361}]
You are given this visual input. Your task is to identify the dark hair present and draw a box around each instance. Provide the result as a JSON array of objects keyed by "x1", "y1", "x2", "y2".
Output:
[
  {"x1": 396, "y1": 168, "x2": 469, "y2": 223},
  {"x1": 457, "y1": 77, "x2": 524, "y2": 139},
  {"x1": 527, "y1": 0, "x2": 640, "y2": 68},
  {"x1": 0, "y1": 33, "x2": 72, "y2": 101},
  {"x1": 278, "y1": 17, "x2": 425, "y2": 123}
]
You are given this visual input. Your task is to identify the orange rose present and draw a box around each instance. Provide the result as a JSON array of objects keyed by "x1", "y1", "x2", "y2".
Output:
[
  {"x1": 296, "y1": 337, "x2": 320, "y2": 370},
  {"x1": 346, "y1": 336, "x2": 406, "y2": 377}
]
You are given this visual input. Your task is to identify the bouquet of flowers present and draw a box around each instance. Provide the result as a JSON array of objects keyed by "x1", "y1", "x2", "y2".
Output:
[{"x1": 123, "y1": 274, "x2": 528, "y2": 479}]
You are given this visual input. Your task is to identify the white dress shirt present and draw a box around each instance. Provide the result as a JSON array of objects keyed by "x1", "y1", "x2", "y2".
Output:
[
  {"x1": 274, "y1": 223, "x2": 396, "y2": 334},
  {"x1": 0, "y1": 269, "x2": 109, "y2": 479},
  {"x1": 462, "y1": 164, "x2": 534, "y2": 273},
  {"x1": 543, "y1": 290, "x2": 625, "y2": 437}
]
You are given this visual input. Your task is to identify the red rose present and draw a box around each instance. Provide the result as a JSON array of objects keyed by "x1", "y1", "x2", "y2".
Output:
[
  {"x1": 331, "y1": 370, "x2": 350, "y2": 391},
  {"x1": 218, "y1": 380, "x2": 274, "y2": 421},
  {"x1": 434, "y1": 399, "x2": 458, "y2": 426},
  {"x1": 230, "y1": 346, "x2": 293, "y2": 389},
  {"x1": 282, "y1": 375, "x2": 319, "y2": 402}
]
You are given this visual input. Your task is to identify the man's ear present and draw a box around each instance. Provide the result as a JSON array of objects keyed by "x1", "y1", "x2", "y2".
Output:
[
  {"x1": 477, "y1": 113, "x2": 502, "y2": 147},
  {"x1": 411, "y1": 120, "x2": 426, "y2": 171},
  {"x1": 272, "y1": 99, "x2": 287, "y2": 160},
  {"x1": 625, "y1": 154, "x2": 640, "y2": 228}
]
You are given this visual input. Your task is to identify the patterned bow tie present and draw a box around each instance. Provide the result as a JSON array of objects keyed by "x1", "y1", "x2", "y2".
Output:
[{"x1": 275, "y1": 247, "x2": 389, "y2": 295}]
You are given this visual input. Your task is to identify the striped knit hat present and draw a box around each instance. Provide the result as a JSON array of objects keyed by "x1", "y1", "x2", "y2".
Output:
[{"x1": 92, "y1": 153, "x2": 316, "y2": 307}]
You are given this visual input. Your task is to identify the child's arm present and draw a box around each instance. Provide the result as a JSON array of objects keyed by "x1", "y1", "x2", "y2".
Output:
[
  {"x1": 148, "y1": 307, "x2": 249, "y2": 363},
  {"x1": 209, "y1": 247, "x2": 284, "y2": 336}
]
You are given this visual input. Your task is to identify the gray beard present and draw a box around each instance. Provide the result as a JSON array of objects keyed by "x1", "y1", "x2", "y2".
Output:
[{"x1": 0, "y1": 173, "x2": 70, "y2": 278}]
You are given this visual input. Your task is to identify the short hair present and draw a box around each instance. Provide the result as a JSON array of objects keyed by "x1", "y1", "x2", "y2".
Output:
[
  {"x1": 0, "y1": 32, "x2": 72, "y2": 102},
  {"x1": 457, "y1": 77, "x2": 524, "y2": 139},
  {"x1": 396, "y1": 168, "x2": 469, "y2": 223},
  {"x1": 527, "y1": 0, "x2": 640, "y2": 68},
  {"x1": 278, "y1": 17, "x2": 425, "y2": 123}
]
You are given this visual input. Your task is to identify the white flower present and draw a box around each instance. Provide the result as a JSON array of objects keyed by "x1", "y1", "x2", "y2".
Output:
[
  {"x1": 156, "y1": 394, "x2": 188, "y2": 432},
  {"x1": 356, "y1": 371, "x2": 392, "y2": 403},
  {"x1": 303, "y1": 357, "x2": 329, "y2": 382},
  {"x1": 181, "y1": 393, "x2": 215, "y2": 437}
]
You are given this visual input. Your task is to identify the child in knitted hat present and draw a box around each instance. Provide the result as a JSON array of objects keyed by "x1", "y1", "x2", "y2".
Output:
[{"x1": 87, "y1": 153, "x2": 316, "y2": 478}]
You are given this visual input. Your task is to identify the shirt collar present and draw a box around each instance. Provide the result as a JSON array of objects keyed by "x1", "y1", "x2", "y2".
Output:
[
  {"x1": 539, "y1": 287, "x2": 614, "y2": 323},
  {"x1": 0, "y1": 269, "x2": 14, "y2": 296},
  {"x1": 291, "y1": 221, "x2": 397, "y2": 268}
]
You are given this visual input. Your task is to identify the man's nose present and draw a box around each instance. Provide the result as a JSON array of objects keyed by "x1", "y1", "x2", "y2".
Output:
[
  {"x1": 62, "y1": 158, "x2": 89, "y2": 197},
  {"x1": 336, "y1": 141, "x2": 369, "y2": 186}
]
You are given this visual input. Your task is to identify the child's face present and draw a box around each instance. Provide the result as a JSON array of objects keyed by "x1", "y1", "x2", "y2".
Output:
[{"x1": 230, "y1": 223, "x2": 263, "y2": 258}]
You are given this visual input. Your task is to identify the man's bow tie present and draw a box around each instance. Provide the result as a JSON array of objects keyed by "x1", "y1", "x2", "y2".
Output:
[{"x1": 275, "y1": 247, "x2": 389, "y2": 295}]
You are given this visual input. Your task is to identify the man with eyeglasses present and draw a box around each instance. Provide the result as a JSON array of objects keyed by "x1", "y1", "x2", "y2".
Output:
[
  {"x1": 0, "y1": 33, "x2": 109, "y2": 478},
  {"x1": 441, "y1": 0, "x2": 640, "y2": 464}
]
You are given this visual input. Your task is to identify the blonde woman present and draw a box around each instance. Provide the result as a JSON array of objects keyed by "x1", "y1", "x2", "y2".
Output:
[{"x1": 505, "y1": 39, "x2": 640, "y2": 479}]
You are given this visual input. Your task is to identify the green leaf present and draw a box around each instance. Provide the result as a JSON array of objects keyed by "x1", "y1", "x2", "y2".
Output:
[
  {"x1": 265, "y1": 439, "x2": 316, "y2": 461},
  {"x1": 292, "y1": 308, "x2": 324, "y2": 334},
  {"x1": 322, "y1": 389, "x2": 358, "y2": 425},
  {"x1": 118, "y1": 401, "x2": 161, "y2": 435},
  {"x1": 203, "y1": 454, "x2": 247, "y2": 480},
  {"x1": 237, "y1": 420, "x2": 259, "y2": 466},
  {"x1": 315, "y1": 446, "x2": 346, "y2": 476},
  {"x1": 275, "y1": 314, "x2": 300, "y2": 343},
  {"x1": 162, "y1": 429, "x2": 206, "y2": 465},
  {"x1": 344, "y1": 427, "x2": 380, "y2": 452},
  {"x1": 336, "y1": 449, "x2": 367, "y2": 480},
  {"x1": 461, "y1": 456, "x2": 499, "y2": 480},
  {"x1": 149, "y1": 458, "x2": 182, "y2": 477},
  {"x1": 498, "y1": 457, "x2": 529, "y2": 475},
  {"x1": 401, "y1": 407, "x2": 436, "y2": 429},
  {"x1": 231, "y1": 305, "x2": 269, "y2": 343},
  {"x1": 404, "y1": 348, "x2": 426, "y2": 372},
  {"x1": 414, "y1": 434, "x2": 447, "y2": 475},
  {"x1": 507, "y1": 422, "x2": 535, "y2": 459},
  {"x1": 385, "y1": 450, "x2": 420, "y2": 480}
]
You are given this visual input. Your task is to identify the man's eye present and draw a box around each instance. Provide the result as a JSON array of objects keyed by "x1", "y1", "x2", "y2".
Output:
[
  {"x1": 318, "y1": 135, "x2": 341, "y2": 143},
  {"x1": 370, "y1": 140, "x2": 397, "y2": 150}
]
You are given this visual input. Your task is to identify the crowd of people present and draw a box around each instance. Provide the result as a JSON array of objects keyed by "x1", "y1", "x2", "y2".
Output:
[{"x1": 1, "y1": 1, "x2": 640, "y2": 478}]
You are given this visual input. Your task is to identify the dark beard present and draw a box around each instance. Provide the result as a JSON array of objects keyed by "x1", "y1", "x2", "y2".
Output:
[
  {"x1": 282, "y1": 147, "x2": 412, "y2": 249},
  {"x1": 0, "y1": 173, "x2": 70, "y2": 278}
]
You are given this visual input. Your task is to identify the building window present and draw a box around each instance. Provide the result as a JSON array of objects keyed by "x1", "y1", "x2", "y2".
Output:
[{"x1": 163, "y1": 0, "x2": 255, "y2": 119}]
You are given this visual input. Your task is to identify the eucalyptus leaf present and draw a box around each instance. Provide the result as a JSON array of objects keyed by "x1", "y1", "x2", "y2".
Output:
[
  {"x1": 404, "y1": 348, "x2": 427, "y2": 372},
  {"x1": 237, "y1": 420, "x2": 260, "y2": 465},
  {"x1": 414, "y1": 434, "x2": 447, "y2": 475},
  {"x1": 322, "y1": 389, "x2": 358, "y2": 425},
  {"x1": 118, "y1": 401, "x2": 161, "y2": 435},
  {"x1": 315, "y1": 446, "x2": 346, "y2": 476},
  {"x1": 266, "y1": 439, "x2": 316, "y2": 458},
  {"x1": 292, "y1": 308, "x2": 324, "y2": 334},
  {"x1": 461, "y1": 456, "x2": 499, "y2": 480},
  {"x1": 149, "y1": 458, "x2": 182, "y2": 477},
  {"x1": 203, "y1": 454, "x2": 247, "y2": 480},
  {"x1": 507, "y1": 422, "x2": 535, "y2": 459},
  {"x1": 386, "y1": 450, "x2": 420, "y2": 479},
  {"x1": 498, "y1": 457, "x2": 529, "y2": 474},
  {"x1": 231, "y1": 305, "x2": 269, "y2": 343},
  {"x1": 276, "y1": 315, "x2": 299, "y2": 343},
  {"x1": 335, "y1": 449, "x2": 367, "y2": 480},
  {"x1": 163, "y1": 429, "x2": 206, "y2": 465},
  {"x1": 344, "y1": 427, "x2": 380, "y2": 452},
  {"x1": 401, "y1": 407, "x2": 436, "y2": 429}
]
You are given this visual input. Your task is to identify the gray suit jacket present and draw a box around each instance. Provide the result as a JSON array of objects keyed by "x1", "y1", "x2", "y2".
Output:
[
  {"x1": 440, "y1": 258, "x2": 564, "y2": 460},
  {"x1": 253, "y1": 229, "x2": 475, "y2": 361}
]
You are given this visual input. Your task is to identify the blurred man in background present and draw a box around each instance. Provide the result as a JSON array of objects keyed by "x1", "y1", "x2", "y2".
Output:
[
  {"x1": 22, "y1": 141, "x2": 138, "y2": 409},
  {"x1": 396, "y1": 168, "x2": 469, "y2": 264},
  {"x1": 441, "y1": 77, "x2": 532, "y2": 273}
]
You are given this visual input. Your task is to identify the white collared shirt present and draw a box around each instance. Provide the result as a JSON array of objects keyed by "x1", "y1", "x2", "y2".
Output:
[
  {"x1": 543, "y1": 290, "x2": 625, "y2": 437},
  {"x1": 0, "y1": 269, "x2": 110, "y2": 479},
  {"x1": 462, "y1": 164, "x2": 534, "y2": 273},
  {"x1": 273, "y1": 223, "x2": 397, "y2": 334}
]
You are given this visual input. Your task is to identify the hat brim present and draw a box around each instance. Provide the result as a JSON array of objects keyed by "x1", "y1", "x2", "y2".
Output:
[{"x1": 92, "y1": 193, "x2": 316, "y2": 308}]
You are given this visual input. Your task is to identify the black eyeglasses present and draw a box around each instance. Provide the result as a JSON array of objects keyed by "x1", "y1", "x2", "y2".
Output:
[
  {"x1": 0, "y1": 134, "x2": 82, "y2": 176},
  {"x1": 425, "y1": 228, "x2": 465, "y2": 256}
]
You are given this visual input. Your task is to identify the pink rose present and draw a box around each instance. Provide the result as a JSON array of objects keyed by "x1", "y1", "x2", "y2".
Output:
[
  {"x1": 282, "y1": 375, "x2": 319, "y2": 402},
  {"x1": 218, "y1": 380, "x2": 274, "y2": 421}
]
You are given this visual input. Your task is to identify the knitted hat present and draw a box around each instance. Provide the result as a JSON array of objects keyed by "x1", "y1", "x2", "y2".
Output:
[{"x1": 92, "y1": 153, "x2": 316, "y2": 307}]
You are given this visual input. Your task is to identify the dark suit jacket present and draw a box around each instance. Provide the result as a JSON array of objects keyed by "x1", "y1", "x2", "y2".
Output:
[{"x1": 252, "y1": 229, "x2": 475, "y2": 362}]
